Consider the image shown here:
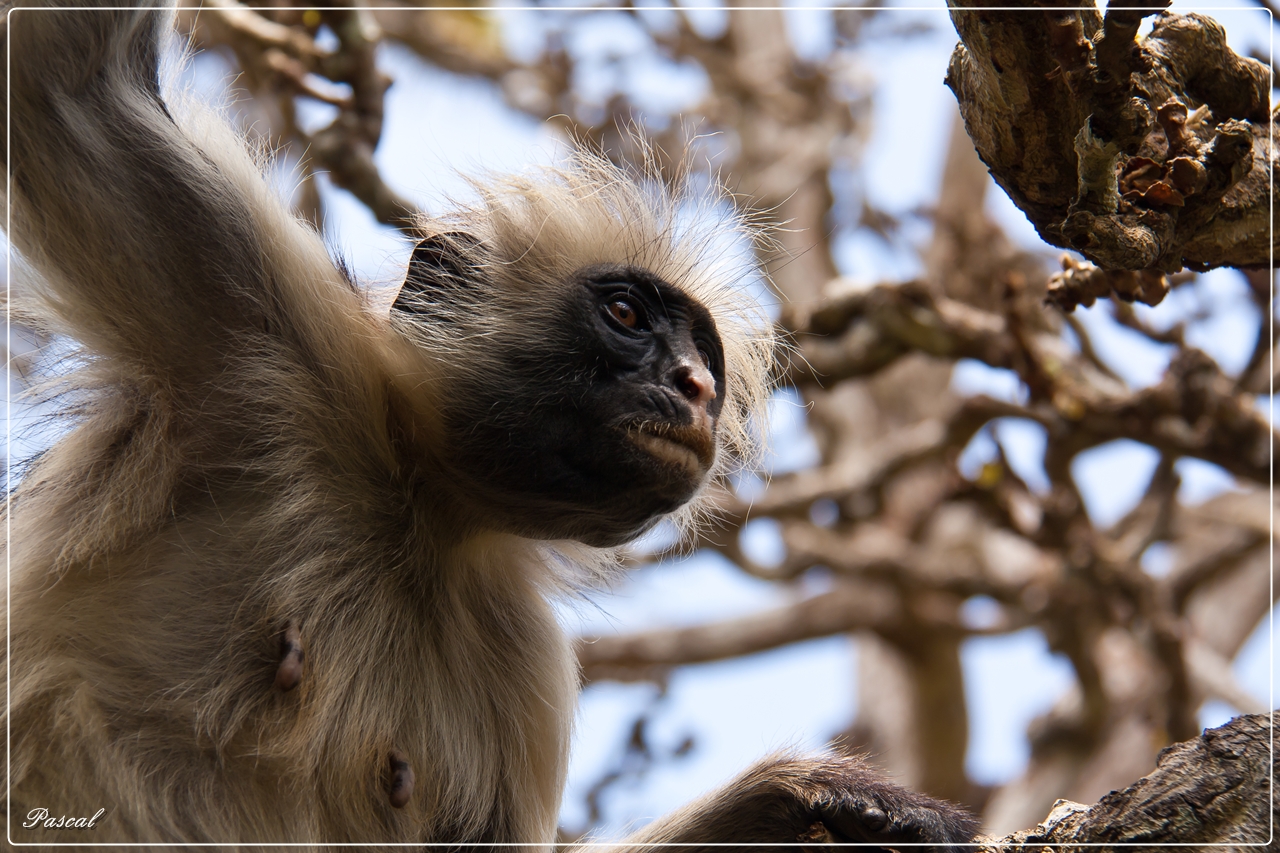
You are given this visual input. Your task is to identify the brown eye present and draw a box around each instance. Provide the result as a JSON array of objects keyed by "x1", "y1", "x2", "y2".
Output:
[
  {"x1": 608, "y1": 299, "x2": 638, "y2": 328},
  {"x1": 697, "y1": 347, "x2": 712, "y2": 369}
]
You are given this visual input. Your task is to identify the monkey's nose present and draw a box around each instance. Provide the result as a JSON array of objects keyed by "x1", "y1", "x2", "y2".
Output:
[{"x1": 672, "y1": 362, "x2": 716, "y2": 411}]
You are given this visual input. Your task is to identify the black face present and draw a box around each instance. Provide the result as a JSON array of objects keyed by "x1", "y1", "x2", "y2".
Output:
[{"x1": 399, "y1": 243, "x2": 727, "y2": 547}]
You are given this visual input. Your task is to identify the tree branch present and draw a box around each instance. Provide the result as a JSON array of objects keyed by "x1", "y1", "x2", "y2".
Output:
[
  {"x1": 576, "y1": 582, "x2": 896, "y2": 684},
  {"x1": 947, "y1": 4, "x2": 1275, "y2": 282},
  {"x1": 978, "y1": 714, "x2": 1274, "y2": 851}
]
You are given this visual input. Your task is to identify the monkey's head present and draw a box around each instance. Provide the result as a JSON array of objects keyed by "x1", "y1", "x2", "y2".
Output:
[{"x1": 391, "y1": 155, "x2": 773, "y2": 549}]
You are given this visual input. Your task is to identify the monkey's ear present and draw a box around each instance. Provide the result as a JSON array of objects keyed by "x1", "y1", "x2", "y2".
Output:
[{"x1": 393, "y1": 233, "x2": 482, "y2": 316}]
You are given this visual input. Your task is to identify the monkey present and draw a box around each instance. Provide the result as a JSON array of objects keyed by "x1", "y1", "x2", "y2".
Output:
[{"x1": 0, "y1": 4, "x2": 978, "y2": 851}]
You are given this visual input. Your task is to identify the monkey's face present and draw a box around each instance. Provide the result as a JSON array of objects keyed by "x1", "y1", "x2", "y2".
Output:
[
  {"x1": 467, "y1": 264, "x2": 726, "y2": 547},
  {"x1": 397, "y1": 246, "x2": 727, "y2": 547}
]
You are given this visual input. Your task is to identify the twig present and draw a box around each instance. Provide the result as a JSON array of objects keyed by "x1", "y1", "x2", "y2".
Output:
[
  {"x1": 1110, "y1": 300, "x2": 1184, "y2": 346},
  {"x1": 1045, "y1": 255, "x2": 1169, "y2": 311},
  {"x1": 1062, "y1": 312, "x2": 1123, "y2": 382}
]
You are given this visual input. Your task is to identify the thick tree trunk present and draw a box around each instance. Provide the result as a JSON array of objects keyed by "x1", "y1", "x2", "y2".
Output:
[{"x1": 980, "y1": 714, "x2": 1275, "y2": 851}]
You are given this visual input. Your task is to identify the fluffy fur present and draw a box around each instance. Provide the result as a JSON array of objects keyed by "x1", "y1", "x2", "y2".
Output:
[{"x1": 2, "y1": 5, "x2": 976, "y2": 852}]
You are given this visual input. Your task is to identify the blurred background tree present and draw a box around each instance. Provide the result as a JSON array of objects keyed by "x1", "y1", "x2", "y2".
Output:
[{"x1": 8, "y1": 0, "x2": 1274, "y2": 841}]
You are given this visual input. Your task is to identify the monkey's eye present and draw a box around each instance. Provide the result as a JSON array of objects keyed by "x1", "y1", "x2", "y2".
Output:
[
  {"x1": 606, "y1": 299, "x2": 641, "y2": 329},
  {"x1": 697, "y1": 347, "x2": 712, "y2": 369}
]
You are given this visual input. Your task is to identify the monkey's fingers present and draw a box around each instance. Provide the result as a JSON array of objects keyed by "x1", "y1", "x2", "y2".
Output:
[
  {"x1": 813, "y1": 787, "x2": 978, "y2": 853},
  {"x1": 814, "y1": 794, "x2": 972, "y2": 845}
]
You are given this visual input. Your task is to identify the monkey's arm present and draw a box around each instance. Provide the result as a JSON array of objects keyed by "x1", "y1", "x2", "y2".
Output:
[
  {"x1": 0, "y1": 4, "x2": 348, "y2": 380},
  {"x1": 588, "y1": 755, "x2": 978, "y2": 853}
]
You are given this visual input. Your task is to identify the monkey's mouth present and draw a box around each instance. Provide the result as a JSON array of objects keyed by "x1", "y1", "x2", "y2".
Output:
[{"x1": 625, "y1": 422, "x2": 716, "y2": 475}]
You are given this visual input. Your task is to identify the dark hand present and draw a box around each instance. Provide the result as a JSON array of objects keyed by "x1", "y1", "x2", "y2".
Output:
[{"x1": 801, "y1": 758, "x2": 979, "y2": 853}]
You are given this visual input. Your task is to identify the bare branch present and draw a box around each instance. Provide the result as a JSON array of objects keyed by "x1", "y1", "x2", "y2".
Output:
[
  {"x1": 198, "y1": 0, "x2": 325, "y2": 62},
  {"x1": 787, "y1": 280, "x2": 1016, "y2": 384},
  {"x1": 577, "y1": 582, "x2": 897, "y2": 684},
  {"x1": 191, "y1": 0, "x2": 423, "y2": 231}
]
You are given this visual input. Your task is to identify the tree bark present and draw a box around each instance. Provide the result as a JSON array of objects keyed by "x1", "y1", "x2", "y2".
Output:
[
  {"x1": 946, "y1": 2, "x2": 1276, "y2": 297},
  {"x1": 980, "y1": 714, "x2": 1275, "y2": 851}
]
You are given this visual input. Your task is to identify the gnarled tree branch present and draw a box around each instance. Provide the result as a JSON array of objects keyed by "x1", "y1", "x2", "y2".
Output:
[
  {"x1": 979, "y1": 714, "x2": 1274, "y2": 851},
  {"x1": 947, "y1": 3, "x2": 1276, "y2": 286}
]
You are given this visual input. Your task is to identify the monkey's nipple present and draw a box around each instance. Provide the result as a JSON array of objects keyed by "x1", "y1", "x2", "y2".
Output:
[
  {"x1": 275, "y1": 623, "x2": 305, "y2": 691},
  {"x1": 387, "y1": 750, "x2": 415, "y2": 809}
]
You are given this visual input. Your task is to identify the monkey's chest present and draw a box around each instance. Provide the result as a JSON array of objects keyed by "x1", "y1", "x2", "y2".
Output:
[
  {"x1": 230, "y1": 545, "x2": 578, "y2": 844},
  {"x1": 297, "y1": 598, "x2": 573, "y2": 842},
  {"x1": 14, "y1": 484, "x2": 578, "y2": 844}
]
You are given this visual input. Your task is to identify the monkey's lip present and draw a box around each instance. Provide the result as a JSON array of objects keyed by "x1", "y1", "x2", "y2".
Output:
[{"x1": 625, "y1": 423, "x2": 715, "y2": 473}]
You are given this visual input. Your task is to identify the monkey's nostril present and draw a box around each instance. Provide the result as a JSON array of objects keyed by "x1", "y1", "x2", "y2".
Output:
[
  {"x1": 673, "y1": 363, "x2": 715, "y2": 406},
  {"x1": 676, "y1": 371, "x2": 701, "y2": 401}
]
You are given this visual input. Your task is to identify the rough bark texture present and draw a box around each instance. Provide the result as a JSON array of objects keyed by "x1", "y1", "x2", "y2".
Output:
[
  {"x1": 947, "y1": 2, "x2": 1276, "y2": 296},
  {"x1": 980, "y1": 713, "x2": 1274, "y2": 851}
]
